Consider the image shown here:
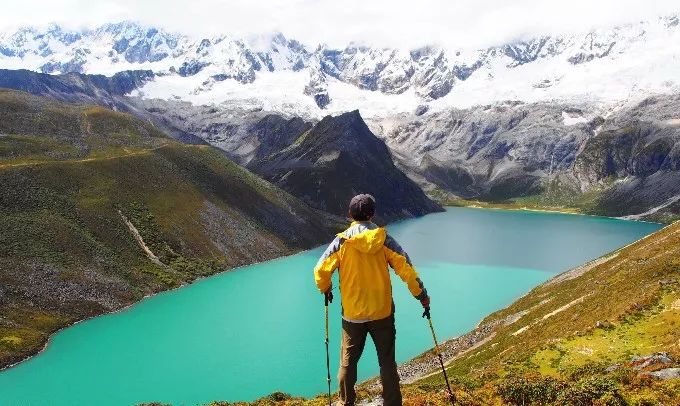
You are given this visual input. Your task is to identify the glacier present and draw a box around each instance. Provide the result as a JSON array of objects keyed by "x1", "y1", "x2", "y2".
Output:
[{"x1": 1, "y1": 15, "x2": 680, "y2": 118}]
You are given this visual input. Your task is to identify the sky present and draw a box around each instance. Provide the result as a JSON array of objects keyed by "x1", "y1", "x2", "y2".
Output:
[{"x1": 1, "y1": 0, "x2": 679, "y2": 49}]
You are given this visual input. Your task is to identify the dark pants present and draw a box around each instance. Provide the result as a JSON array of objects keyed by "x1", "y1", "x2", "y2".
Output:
[{"x1": 338, "y1": 315, "x2": 401, "y2": 406}]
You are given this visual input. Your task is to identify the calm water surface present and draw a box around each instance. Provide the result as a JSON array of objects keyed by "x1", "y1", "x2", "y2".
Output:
[{"x1": 0, "y1": 208, "x2": 661, "y2": 405}]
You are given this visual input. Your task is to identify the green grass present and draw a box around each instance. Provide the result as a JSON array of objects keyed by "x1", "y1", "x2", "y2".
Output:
[
  {"x1": 0, "y1": 89, "x2": 167, "y2": 167},
  {"x1": 433, "y1": 174, "x2": 671, "y2": 224}
]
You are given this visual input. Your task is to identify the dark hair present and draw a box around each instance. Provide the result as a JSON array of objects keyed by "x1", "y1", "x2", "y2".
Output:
[{"x1": 348, "y1": 194, "x2": 376, "y2": 221}]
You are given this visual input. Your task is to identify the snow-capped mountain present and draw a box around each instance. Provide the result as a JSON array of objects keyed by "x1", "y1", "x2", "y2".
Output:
[{"x1": 1, "y1": 15, "x2": 679, "y2": 117}]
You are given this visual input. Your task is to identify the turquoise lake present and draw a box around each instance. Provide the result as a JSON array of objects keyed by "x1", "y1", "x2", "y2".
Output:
[{"x1": 0, "y1": 207, "x2": 662, "y2": 405}]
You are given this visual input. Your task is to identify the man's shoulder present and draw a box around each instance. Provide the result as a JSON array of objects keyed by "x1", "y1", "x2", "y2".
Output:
[{"x1": 383, "y1": 234, "x2": 408, "y2": 256}]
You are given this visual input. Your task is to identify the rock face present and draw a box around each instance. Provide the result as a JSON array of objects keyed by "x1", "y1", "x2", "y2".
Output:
[
  {"x1": 368, "y1": 101, "x2": 596, "y2": 199},
  {"x1": 249, "y1": 110, "x2": 443, "y2": 223},
  {"x1": 368, "y1": 95, "x2": 680, "y2": 219},
  {"x1": 646, "y1": 368, "x2": 680, "y2": 380},
  {"x1": 304, "y1": 68, "x2": 331, "y2": 109},
  {"x1": 129, "y1": 99, "x2": 310, "y2": 164}
]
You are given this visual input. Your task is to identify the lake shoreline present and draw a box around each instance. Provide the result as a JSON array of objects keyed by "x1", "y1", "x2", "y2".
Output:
[
  {"x1": 0, "y1": 244, "x2": 321, "y2": 373},
  {"x1": 0, "y1": 207, "x2": 662, "y2": 405},
  {"x1": 0, "y1": 206, "x2": 655, "y2": 374},
  {"x1": 441, "y1": 198, "x2": 664, "y2": 225}
]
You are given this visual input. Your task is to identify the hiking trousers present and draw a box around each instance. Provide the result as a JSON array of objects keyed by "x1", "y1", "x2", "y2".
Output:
[{"x1": 338, "y1": 315, "x2": 401, "y2": 406}]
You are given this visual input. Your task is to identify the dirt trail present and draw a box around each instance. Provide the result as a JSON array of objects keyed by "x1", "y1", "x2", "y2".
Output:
[
  {"x1": 118, "y1": 210, "x2": 166, "y2": 267},
  {"x1": 0, "y1": 145, "x2": 167, "y2": 170}
]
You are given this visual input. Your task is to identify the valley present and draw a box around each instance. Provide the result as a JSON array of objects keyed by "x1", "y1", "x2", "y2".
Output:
[{"x1": 1, "y1": 8, "x2": 680, "y2": 406}]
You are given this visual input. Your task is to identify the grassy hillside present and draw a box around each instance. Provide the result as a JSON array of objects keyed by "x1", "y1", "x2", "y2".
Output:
[{"x1": 0, "y1": 90, "x2": 341, "y2": 369}]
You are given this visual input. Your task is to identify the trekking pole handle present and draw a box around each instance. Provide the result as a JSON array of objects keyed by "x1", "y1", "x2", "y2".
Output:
[{"x1": 422, "y1": 306, "x2": 431, "y2": 319}]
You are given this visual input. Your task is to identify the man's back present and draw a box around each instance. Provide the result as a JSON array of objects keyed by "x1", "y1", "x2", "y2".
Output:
[{"x1": 314, "y1": 221, "x2": 428, "y2": 322}]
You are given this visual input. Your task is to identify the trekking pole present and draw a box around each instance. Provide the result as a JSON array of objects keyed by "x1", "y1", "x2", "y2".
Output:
[
  {"x1": 324, "y1": 291, "x2": 332, "y2": 406},
  {"x1": 423, "y1": 307, "x2": 456, "y2": 405}
]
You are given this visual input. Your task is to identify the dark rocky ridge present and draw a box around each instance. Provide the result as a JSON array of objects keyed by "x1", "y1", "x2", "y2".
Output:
[
  {"x1": 0, "y1": 68, "x2": 153, "y2": 106},
  {"x1": 249, "y1": 110, "x2": 443, "y2": 223}
]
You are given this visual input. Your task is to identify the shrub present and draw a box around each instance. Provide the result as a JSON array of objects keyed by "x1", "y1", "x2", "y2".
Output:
[
  {"x1": 626, "y1": 392, "x2": 661, "y2": 406},
  {"x1": 266, "y1": 392, "x2": 292, "y2": 402},
  {"x1": 556, "y1": 377, "x2": 624, "y2": 406},
  {"x1": 496, "y1": 375, "x2": 566, "y2": 405},
  {"x1": 565, "y1": 362, "x2": 610, "y2": 381}
]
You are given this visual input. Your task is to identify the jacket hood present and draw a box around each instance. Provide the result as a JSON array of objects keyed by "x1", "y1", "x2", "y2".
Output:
[{"x1": 338, "y1": 222, "x2": 386, "y2": 254}]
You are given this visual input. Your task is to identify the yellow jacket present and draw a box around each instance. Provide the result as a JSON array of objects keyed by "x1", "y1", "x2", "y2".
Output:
[{"x1": 314, "y1": 221, "x2": 427, "y2": 321}]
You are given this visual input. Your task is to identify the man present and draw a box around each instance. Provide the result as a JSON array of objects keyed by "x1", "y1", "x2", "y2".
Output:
[{"x1": 314, "y1": 194, "x2": 430, "y2": 406}]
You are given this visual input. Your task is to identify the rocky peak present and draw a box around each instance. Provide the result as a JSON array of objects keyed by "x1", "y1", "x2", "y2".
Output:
[
  {"x1": 304, "y1": 66, "x2": 331, "y2": 109},
  {"x1": 248, "y1": 109, "x2": 442, "y2": 222}
]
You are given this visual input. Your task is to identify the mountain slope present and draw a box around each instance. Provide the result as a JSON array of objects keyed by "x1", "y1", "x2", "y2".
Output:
[
  {"x1": 0, "y1": 68, "x2": 209, "y2": 145},
  {"x1": 370, "y1": 95, "x2": 680, "y2": 222},
  {"x1": 0, "y1": 68, "x2": 153, "y2": 106},
  {"x1": 0, "y1": 71, "x2": 443, "y2": 223},
  {"x1": 248, "y1": 110, "x2": 443, "y2": 223},
  {"x1": 0, "y1": 90, "x2": 342, "y2": 369},
  {"x1": 3, "y1": 68, "x2": 678, "y2": 222}
]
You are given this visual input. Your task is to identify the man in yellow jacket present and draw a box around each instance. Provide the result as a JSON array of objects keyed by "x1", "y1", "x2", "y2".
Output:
[{"x1": 314, "y1": 194, "x2": 430, "y2": 406}]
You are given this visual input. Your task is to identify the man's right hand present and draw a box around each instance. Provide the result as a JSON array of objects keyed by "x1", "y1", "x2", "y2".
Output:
[{"x1": 324, "y1": 289, "x2": 333, "y2": 304}]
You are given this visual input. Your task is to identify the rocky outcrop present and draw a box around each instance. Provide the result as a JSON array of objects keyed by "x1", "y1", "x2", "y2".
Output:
[
  {"x1": 304, "y1": 68, "x2": 331, "y2": 109},
  {"x1": 646, "y1": 368, "x2": 680, "y2": 380}
]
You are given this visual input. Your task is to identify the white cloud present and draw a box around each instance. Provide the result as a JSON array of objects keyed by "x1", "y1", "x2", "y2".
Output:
[{"x1": 1, "y1": 0, "x2": 679, "y2": 49}]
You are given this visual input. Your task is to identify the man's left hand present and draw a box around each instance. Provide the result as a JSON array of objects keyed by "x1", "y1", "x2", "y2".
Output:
[{"x1": 420, "y1": 296, "x2": 430, "y2": 308}]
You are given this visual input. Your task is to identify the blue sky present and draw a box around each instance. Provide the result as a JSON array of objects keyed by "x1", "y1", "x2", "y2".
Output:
[{"x1": 2, "y1": 0, "x2": 679, "y2": 48}]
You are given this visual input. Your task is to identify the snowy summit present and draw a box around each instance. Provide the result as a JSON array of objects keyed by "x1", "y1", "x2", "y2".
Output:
[{"x1": 1, "y1": 15, "x2": 680, "y2": 118}]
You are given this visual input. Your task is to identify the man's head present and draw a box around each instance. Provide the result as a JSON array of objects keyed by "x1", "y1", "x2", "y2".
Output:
[{"x1": 348, "y1": 194, "x2": 376, "y2": 221}]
